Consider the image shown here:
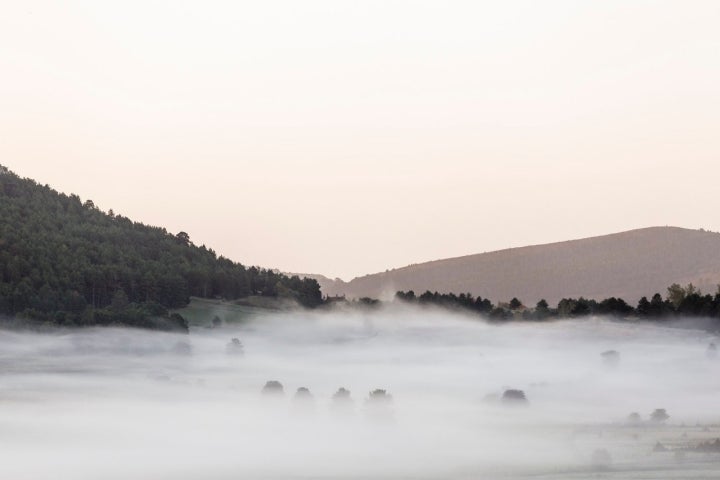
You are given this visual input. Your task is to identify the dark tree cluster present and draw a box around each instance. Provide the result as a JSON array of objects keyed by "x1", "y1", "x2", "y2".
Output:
[
  {"x1": 555, "y1": 283, "x2": 720, "y2": 322},
  {"x1": 396, "y1": 282, "x2": 720, "y2": 328},
  {"x1": 555, "y1": 296, "x2": 634, "y2": 318},
  {"x1": 0, "y1": 166, "x2": 322, "y2": 329},
  {"x1": 396, "y1": 290, "x2": 494, "y2": 315}
]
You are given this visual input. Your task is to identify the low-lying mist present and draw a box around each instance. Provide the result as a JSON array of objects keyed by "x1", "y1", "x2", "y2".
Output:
[{"x1": 1, "y1": 306, "x2": 719, "y2": 479}]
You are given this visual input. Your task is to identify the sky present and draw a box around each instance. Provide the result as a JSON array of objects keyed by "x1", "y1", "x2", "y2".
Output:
[{"x1": 1, "y1": 1, "x2": 719, "y2": 280}]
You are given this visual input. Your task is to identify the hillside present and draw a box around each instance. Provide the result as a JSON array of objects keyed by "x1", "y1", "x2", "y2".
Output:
[
  {"x1": 317, "y1": 227, "x2": 720, "y2": 305},
  {"x1": 0, "y1": 165, "x2": 321, "y2": 329}
]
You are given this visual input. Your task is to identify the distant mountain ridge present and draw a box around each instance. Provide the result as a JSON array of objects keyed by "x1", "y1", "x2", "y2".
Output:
[{"x1": 310, "y1": 227, "x2": 720, "y2": 305}]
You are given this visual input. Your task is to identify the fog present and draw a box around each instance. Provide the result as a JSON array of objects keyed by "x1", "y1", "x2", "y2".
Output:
[{"x1": 1, "y1": 307, "x2": 719, "y2": 479}]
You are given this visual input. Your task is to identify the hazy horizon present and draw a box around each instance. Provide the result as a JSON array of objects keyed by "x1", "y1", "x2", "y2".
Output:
[{"x1": 3, "y1": 1, "x2": 720, "y2": 279}]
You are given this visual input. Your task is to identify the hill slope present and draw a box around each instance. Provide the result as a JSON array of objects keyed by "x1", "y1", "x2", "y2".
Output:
[
  {"x1": 0, "y1": 165, "x2": 321, "y2": 328},
  {"x1": 318, "y1": 227, "x2": 720, "y2": 304}
]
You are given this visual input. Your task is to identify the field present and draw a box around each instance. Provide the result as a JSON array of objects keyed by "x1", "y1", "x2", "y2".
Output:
[{"x1": 1, "y1": 305, "x2": 719, "y2": 479}]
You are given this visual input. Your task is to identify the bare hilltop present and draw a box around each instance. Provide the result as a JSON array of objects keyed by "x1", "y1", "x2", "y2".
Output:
[{"x1": 308, "y1": 227, "x2": 720, "y2": 305}]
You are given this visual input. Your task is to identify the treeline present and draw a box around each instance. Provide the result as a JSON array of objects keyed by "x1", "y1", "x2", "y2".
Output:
[
  {"x1": 0, "y1": 165, "x2": 322, "y2": 329},
  {"x1": 395, "y1": 282, "x2": 720, "y2": 323}
]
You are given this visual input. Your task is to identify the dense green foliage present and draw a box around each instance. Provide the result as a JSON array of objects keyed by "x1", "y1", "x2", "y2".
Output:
[
  {"x1": 396, "y1": 282, "x2": 720, "y2": 327},
  {"x1": 0, "y1": 165, "x2": 322, "y2": 329},
  {"x1": 396, "y1": 290, "x2": 494, "y2": 314}
]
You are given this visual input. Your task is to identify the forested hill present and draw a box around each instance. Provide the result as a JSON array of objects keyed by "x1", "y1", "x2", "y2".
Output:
[{"x1": 0, "y1": 165, "x2": 322, "y2": 329}]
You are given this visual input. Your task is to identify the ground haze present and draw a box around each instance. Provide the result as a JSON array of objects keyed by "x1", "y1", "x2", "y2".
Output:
[{"x1": 1, "y1": 307, "x2": 719, "y2": 479}]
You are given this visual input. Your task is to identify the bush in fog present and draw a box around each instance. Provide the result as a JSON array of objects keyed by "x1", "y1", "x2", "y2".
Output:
[
  {"x1": 365, "y1": 389, "x2": 394, "y2": 424},
  {"x1": 601, "y1": 350, "x2": 620, "y2": 367},
  {"x1": 650, "y1": 408, "x2": 670, "y2": 423},
  {"x1": 626, "y1": 412, "x2": 642, "y2": 424},
  {"x1": 355, "y1": 297, "x2": 381, "y2": 308},
  {"x1": 501, "y1": 389, "x2": 528, "y2": 405},
  {"x1": 330, "y1": 388, "x2": 354, "y2": 415},
  {"x1": 294, "y1": 387, "x2": 313, "y2": 399},
  {"x1": 291, "y1": 387, "x2": 315, "y2": 414},
  {"x1": 653, "y1": 441, "x2": 668, "y2": 452},
  {"x1": 226, "y1": 337, "x2": 244, "y2": 355},
  {"x1": 262, "y1": 380, "x2": 284, "y2": 395},
  {"x1": 367, "y1": 389, "x2": 393, "y2": 404},
  {"x1": 333, "y1": 387, "x2": 352, "y2": 402},
  {"x1": 708, "y1": 342, "x2": 718, "y2": 359}
]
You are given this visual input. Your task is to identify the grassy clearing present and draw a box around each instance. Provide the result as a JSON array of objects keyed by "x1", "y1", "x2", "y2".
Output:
[{"x1": 174, "y1": 296, "x2": 296, "y2": 327}]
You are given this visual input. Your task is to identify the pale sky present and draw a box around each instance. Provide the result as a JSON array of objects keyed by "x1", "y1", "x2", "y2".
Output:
[{"x1": 2, "y1": 1, "x2": 719, "y2": 280}]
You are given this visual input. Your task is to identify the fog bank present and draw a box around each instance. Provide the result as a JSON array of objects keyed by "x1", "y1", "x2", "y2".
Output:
[{"x1": 1, "y1": 307, "x2": 719, "y2": 479}]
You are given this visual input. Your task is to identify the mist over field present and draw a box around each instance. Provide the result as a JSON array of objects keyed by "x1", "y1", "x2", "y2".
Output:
[{"x1": 1, "y1": 307, "x2": 719, "y2": 479}]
